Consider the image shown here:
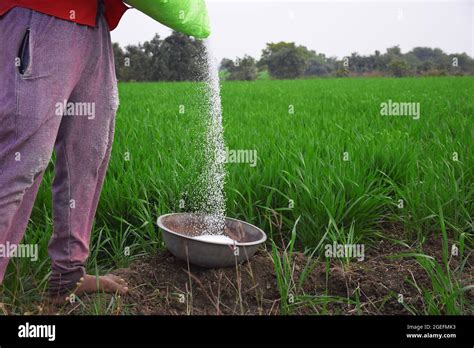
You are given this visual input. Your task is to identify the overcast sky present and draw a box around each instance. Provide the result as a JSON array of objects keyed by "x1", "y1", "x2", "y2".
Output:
[{"x1": 111, "y1": 0, "x2": 473, "y2": 61}]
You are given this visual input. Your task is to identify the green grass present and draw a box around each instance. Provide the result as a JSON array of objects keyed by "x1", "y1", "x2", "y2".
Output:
[
  {"x1": 395, "y1": 202, "x2": 473, "y2": 315},
  {"x1": 91, "y1": 77, "x2": 472, "y2": 250},
  {"x1": 1, "y1": 77, "x2": 473, "y2": 314}
]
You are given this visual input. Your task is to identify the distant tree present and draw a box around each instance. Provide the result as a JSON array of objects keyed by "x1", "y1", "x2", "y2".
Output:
[
  {"x1": 348, "y1": 52, "x2": 362, "y2": 73},
  {"x1": 260, "y1": 42, "x2": 309, "y2": 79},
  {"x1": 410, "y1": 47, "x2": 445, "y2": 62},
  {"x1": 158, "y1": 32, "x2": 205, "y2": 81},
  {"x1": 122, "y1": 44, "x2": 153, "y2": 81},
  {"x1": 386, "y1": 45, "x2": 402, "y2": 57},
  {"x1": 406, "y1": 47, "x2": 450, "y2": 74},
  {"x1": 448, "y1": 53, "x2": 474, "y2": 75},
  {"x1": 372, "y1": 50, "x2": 389, "y2": 72},
  {"x1": 113, "y1": 43, "x2": 126, "y2": 81},
  {"x1": 143, "y1": 34, "x2": 167, "y2": 80},
  {"x1": 113, "y1": 35, "x2": 474, "y2": 81},
  {"x1": 220, "y1": 58, "x2": 235, "y2": 71},
  {"x1": 388, "y1": 59, "x2": 410, "y2": 77},
  {"x1": 305, "y1": 53, "x2": 333, "y2": 76},
  {"x1": 305, "y1": 59, "x2": 330, "y2": 76},
  {"x1": 221, "y1": 55, "x2": 258, "y2": 81},
  {"x1": 113, "y1": 33, "x2": 205, "y2": 82}
]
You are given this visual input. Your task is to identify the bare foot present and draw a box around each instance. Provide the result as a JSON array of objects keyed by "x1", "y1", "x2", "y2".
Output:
[{"x1": 50, "y1": 274, "x2": 128, "y2": 304}]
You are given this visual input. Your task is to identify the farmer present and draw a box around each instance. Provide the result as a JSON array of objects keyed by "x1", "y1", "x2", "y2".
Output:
[{"x1": 0, "y1": 0, "x2": 129, "y2": 302}]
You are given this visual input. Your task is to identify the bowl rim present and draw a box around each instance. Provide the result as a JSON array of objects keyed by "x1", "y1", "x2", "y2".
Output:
[{"x1": 157, "y1": 213, "x2": 267, "y2": 247}]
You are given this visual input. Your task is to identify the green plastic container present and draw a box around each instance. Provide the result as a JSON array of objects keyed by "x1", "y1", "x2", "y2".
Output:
[{"x1": 125, "y1": 0, "x2": 211, "y2": 39}]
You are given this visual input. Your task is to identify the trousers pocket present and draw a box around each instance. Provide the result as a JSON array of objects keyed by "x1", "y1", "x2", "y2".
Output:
[{"x1": 18, "y1": 28, "x2": 31, "y2": 75}]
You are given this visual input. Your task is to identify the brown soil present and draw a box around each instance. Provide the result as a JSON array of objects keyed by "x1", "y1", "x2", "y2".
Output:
[
  {"x1": 113, "y1": 251, "x2": 281, "y2": 315},
  {"x1": 58, "y1": 234, "x2": 473, "y2": 315}
]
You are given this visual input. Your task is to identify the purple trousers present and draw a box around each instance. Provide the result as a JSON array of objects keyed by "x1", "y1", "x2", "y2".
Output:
[{"x1": 0, "y1": 8, "x2": 118, "y2": 296}]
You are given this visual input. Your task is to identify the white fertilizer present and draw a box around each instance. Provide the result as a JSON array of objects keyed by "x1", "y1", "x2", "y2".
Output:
[
  {"x1": 195, "y1": 40, "x2": 227, "y2": 235},
  {"x1": 193, "y1": 234, "x2": 236, "y2": 245}
]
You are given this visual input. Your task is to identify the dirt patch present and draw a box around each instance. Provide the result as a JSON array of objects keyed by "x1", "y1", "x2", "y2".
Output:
[
  {"x1": 57, "y1": 234, "x2": 472, "y2": 315},
  {"x1": 113, "y1": 251, "x2": 280, "y2": 315}
]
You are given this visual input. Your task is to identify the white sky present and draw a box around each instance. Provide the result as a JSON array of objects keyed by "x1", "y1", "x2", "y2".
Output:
[{"x1": 112, "y1": 0, "x2": 474, "y2": 61}]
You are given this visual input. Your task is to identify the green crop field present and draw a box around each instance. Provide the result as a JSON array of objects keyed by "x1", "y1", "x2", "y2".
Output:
[{"x1": 2, "y1": 77, "x2": 473, "y2": 315}]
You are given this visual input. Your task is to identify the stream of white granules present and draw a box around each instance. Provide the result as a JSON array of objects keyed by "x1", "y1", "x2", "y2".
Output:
[{"x1": 193, "y1": 39, "x2": 230, "y2": 242}]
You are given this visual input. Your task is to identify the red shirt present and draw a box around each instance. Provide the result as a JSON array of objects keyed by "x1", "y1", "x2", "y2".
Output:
[{"x1": 0, "y1": 0, "x2": 128, "y2": 30}]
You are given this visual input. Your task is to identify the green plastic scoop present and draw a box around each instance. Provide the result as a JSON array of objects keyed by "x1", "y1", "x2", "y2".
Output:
[{"x1": 125, "y1": 0, "x2": 211, "y2": 39}]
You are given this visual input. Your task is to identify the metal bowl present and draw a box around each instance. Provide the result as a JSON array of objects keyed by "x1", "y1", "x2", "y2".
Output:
[{"x1": 157, "y1": 213, "x2": 267, "y2": 268}]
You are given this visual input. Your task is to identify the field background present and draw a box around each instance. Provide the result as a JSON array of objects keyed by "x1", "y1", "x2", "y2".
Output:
[{"x1": 3, "y1": 77, "x2": 473, "y2": 314}]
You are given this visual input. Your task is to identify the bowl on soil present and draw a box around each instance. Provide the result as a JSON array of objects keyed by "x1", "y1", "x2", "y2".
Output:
[{"x1": 157, "y1": 213, "x2": 267, "y2": 268}]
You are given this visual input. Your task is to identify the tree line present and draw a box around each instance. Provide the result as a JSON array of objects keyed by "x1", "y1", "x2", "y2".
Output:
[{"x1": 113, "y1": 32, "x2": 474, "y2": 82}]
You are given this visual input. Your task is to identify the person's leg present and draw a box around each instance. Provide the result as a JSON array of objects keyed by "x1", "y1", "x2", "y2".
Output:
[
  {"x1": 47, "y1": 14, "x2": 126, "y2": 298},
  {"x1": 0, "y1": 175, "x2": 43, "y2": 279},
  {"x1": 0, "y1": 8, "x2": 84, "y2": 281}
]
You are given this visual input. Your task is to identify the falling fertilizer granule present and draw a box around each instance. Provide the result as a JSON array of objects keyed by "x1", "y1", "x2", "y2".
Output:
[{"x1": 195, "y1": 40, "x2": 227, "y2": 236}]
